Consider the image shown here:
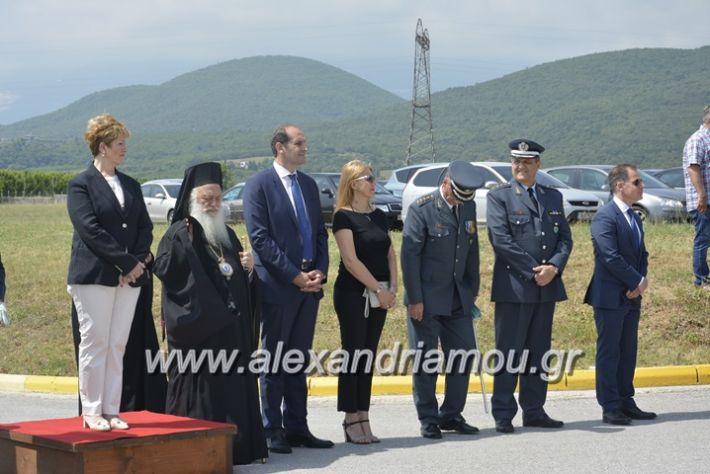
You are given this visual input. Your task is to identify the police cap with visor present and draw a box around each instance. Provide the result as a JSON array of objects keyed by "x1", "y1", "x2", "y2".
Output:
[
  {"x1": 509, "y1": 139, "x2": 545, "y2": 159},
  {"x1": 447, "y1": 160, "x2": 484, "y2": 202}
]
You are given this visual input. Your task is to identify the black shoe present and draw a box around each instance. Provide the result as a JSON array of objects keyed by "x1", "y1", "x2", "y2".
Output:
[
  {"x1": 522, "y1": 413, "x2": 564, "y2": 429},
  {"x1": 439, "y1": 416, "x2": 479, "y2": 435},
  {"x1": 622, "y1": 406, "x2": 657, "y2": 420},
  {"x1": 495, "y1": 419, "x2": 514, "y2": 434},
  {"x1": 602, "y1": 410, "x2": 632, "y2": 425},
  {"x1": 267, "y1": 429, "x2": 292, "y2": 454},
  {"x1": 420, "y1": 423, "x2": 442, "y2": 439},
  {"x1": 285, "y1": 429, "x2": 334, "y2": 448}
]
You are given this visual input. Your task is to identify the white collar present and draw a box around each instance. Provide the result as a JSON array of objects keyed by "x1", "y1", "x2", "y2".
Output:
[
  {"x1": 612, "y1": 195, "x2": 632, "y2": 214},
  {"x1": 273, "y1": 161, "x2": 295, "y2": 179}
]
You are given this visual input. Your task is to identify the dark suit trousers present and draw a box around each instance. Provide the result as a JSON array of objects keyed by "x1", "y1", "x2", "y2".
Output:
[
  {"x1": 334, "y1": 286, "x2": 386, "y2": 413},
  {"x1": 492, "y1": 302, "x2": 554, "y2": 421},
  {"x1": 260, "y1": 293, "x2": 319, "y2": 433},
  {"x1": 407, "y1": 305, "x2": 475, "y2": 425},
  {"x1": 593, "y1": 304, "x2": 640, "y2": 411}
]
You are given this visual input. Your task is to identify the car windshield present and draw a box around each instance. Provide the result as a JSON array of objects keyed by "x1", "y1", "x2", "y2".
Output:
[
  {"x1": 638, "y1": 171, "x2": 671, "y2": 189},
  {"x1": 489, "y1": 166, "x2": 569, "y2": 189},
  {"x1": 163, "y1": 184, "x2": 181, "y2": 198}
]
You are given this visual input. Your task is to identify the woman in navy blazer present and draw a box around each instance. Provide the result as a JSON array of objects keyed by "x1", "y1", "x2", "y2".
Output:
[{"x1": 67, "y1": 114, "x2": 152, "y2": 431}]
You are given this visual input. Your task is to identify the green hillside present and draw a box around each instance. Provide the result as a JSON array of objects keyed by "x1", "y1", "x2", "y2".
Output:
[
  {"x1": 1, "y1": 47, "x2": 708, "y2": 177},
  {"x1": 307, "y1": 46, "x2": 710, "y2": 171},
  {"x1": 0, "y1": 56, "x2": 404, "y2": 139}
]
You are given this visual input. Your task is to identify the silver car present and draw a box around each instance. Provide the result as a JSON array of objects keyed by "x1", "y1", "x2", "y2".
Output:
[
  {"x1": 545, "y1": 165, "x2": 686, "y2": 221},
  {"x1": 401, "y1": 161, "x2": 601, "y2": 224},
  {"x1": 647, "y1": 167, "x2": 685, "y2": 190},
  {"x1": 384, "y1": 164, "x2": 435, "y2": 198},
  {"x1": 222, "y1": 182, "x2": 245, "y2": 223}
]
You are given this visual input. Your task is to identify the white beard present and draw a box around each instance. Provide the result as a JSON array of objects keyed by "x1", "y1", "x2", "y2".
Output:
[{"x1": 189, "y1": 194, "x2": 231, "y2": 248}]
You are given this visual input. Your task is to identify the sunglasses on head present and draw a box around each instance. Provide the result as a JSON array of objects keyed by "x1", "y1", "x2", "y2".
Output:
[{"x1": 354, "y1": 175, "x2": 375, "y2": 183}]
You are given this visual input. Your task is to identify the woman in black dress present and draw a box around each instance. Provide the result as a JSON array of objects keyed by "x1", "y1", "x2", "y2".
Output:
[{"x1": 333, "y1": 160, "x2": 398, "y2": 444}]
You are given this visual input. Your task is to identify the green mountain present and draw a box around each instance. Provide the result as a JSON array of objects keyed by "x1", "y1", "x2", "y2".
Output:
[
  {"x1": 0, "y1": 56, "x2": 404, "y2": 139},
  {"x1": 304, "y1": 46, "x2": 710, "y2": 171},
  {"x1": 1, "y1": 47, "x2": 708, "y2": 178}
]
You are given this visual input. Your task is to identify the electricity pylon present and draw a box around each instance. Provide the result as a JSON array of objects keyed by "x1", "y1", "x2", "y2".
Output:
[{"x1": 405, "y1": 18, "x2": 435, "y2": 165}]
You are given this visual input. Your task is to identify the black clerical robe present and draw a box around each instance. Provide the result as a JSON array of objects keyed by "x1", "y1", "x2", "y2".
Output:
[{"x1": 154, "y1": 217, "x2": 267, "y2": 465}]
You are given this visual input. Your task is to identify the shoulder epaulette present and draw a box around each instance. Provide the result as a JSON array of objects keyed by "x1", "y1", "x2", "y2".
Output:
[{"x1": 416, "y1": 193, "x2": 434, "y2": 206}]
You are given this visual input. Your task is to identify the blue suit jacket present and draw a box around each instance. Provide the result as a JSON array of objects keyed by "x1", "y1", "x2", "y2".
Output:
[
  {"x1": 243, "y1": 166, "x2": 328, "y2": 304},
  {"x1": 401, "y1": 190, "x2": 480, "y2": 317},
  {"x1": 487, "y1": 181, "x2": 572, "y2": 303},
  {"x1": 584, "y1": 200, "x2": 648, "y2": 309}
]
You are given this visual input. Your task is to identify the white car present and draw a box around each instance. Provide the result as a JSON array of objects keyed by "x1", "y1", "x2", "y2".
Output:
[
  {"x1": 401, "y1": 162, "x2": 601, "y2": 225},
  {"x1": 141, "y1": 179, "x2": 183, "y2": 223},
  {"x1": 141, "y1": 178, "x2": 230, "y2": 223}
]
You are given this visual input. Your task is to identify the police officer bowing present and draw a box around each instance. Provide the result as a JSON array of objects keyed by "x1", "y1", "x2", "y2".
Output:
[
  {"x1": 402, "y1": 161, "x2": 483, "y2": 440},
  {"x1": 487, "y1": 139, "x2": 572, "y2": 434}
]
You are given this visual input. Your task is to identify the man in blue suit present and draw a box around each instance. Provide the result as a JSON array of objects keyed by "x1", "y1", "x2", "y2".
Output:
[
  {"x1": 243, "y1": 124, "x2": 332, "y2": 454},
  {"x1": 487, "y1": 139, "x2": 572, "y2": 434},
  {"x1": 584, "y1": 164, "x2": 657, "y2": 425}
]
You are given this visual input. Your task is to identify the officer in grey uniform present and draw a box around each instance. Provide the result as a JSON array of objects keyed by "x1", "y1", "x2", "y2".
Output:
[
  {"x1": 487, "y1": 139, "x2": 573, "y2": 434},
  {"x1": 402, "y1": 160, "x2": 484, "y2": 439}
]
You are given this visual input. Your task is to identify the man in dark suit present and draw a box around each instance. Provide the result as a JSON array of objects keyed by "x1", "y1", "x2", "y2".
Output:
[
  {"x1": 584, "y1": 164, "x2": 657, "y2": 425},
  {"x1": 243, "y1": 124, "x2": 332, "y2": 454},
  {"x1": 487, "y1": 139, "x2": 573, "y2": 434},
  {"x1": 401, "y1": 161, "x2": 483, "y2": 439}
]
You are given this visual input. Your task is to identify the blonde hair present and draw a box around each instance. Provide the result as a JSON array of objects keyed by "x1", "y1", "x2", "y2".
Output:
[
  {"x1": 335, "y1": 160, "x2": 373, "y2": 211},
  {"x1": 84, "y1": 114, "x2": 130, "y2": 157}
]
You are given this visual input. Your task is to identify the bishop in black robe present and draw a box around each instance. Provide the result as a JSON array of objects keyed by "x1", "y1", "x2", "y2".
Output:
[{"x1": 153, "y1": 162, "x2": 267, "y2": 465}]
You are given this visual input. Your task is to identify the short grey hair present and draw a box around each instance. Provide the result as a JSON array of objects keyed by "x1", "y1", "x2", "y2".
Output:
[{"x1": 608, "y1": 164, "x2": 638, "y2": 195}]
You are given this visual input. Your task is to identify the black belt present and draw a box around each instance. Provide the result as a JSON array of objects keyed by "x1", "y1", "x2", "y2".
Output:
[{"x1": 301, "y1": 260, "x2": 314, "y2": 271}]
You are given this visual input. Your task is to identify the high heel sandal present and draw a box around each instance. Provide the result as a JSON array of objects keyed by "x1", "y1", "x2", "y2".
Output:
[
  {"x1": 360, "y1": 418, "x2": 380, "y2": 443},
  {"x1": 82, "y1": 415, "x2": 111, "y2": 432},
  {"x1": 104, "y1": 415, "x2": 130, "y2": 430},
  {"x1": 342, "y1": 420, "x2": 370, "y2": 444}
]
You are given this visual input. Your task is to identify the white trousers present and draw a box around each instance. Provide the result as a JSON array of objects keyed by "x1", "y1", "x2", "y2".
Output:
[{"x1": 68, "y1": 284, "x2": 140, "y2": 416}]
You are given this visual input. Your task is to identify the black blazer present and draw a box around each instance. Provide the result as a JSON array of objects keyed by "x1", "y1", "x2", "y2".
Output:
[{"x1": 67, "y1": 164, "x2": 153, "y2": 286}]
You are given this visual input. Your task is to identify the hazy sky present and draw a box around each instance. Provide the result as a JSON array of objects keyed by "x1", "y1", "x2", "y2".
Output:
[{"x1": 0, "y1": 0, "x2": 707, "y2": 124}]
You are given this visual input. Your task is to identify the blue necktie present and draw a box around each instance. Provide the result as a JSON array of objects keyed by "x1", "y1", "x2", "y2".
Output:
[
  {"x1": 527, "y1": 187, "x2": 540, "y2": 217},
  {"x1": 289, "y1": 174, "x2": 313, "y2": 261},
  {"x1": 626, "y1": 209, "x2": 641, "y2": 245}
]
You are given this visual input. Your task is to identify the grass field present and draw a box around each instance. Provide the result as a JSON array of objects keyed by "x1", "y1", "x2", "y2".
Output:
[{"x1": 0, "y1": 203, "x2": 708, "y2": 376}]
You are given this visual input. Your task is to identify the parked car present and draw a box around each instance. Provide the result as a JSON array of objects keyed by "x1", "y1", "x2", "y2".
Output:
[
  {"x1": 142, "y1": 178, "x2": 230, "y2": 224},
  {"x1": 384, "y1": 164, "x2": 439, "y2": 198},
  {"x1": 401, "y1": 162, "x2": 601, "y2": 224},
  {"x1": 311, "y1": 172, "x2": 403, "y2": 229},
  {"x1": 544, "y1": 165, "x2": 686, "y2": 221},
  {"x1": 647, "y1": 167, "x2": 685, "y2": 190},
  {"x1": 222, "y1": 182, "x2": 245, "y2": 223},
  {"x1": 141, "y1": 179, "x2": 182, "y2": 223}
]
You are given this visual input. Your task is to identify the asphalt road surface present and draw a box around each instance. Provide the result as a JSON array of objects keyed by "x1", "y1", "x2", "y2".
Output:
[{"x1": 1, "y1": 386, "x2": 708, "y2": 473}]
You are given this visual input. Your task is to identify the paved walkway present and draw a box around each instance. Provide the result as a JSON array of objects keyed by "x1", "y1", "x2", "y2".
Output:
[{"x1": 1, "y1": 385, "x2": 709, "y2": 473}]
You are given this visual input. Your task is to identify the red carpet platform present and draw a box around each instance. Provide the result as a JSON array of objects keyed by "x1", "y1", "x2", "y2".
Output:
[{"x1": 0, "y1": 411, "x2": 236, "y2": 474}]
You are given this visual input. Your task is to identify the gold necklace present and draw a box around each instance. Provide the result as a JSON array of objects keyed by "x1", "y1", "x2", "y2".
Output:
[{"x1": 207, "y1": 243, "x2": 234, "y2": 279}]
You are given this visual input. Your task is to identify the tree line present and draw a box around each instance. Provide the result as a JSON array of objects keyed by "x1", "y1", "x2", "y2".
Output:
[{"x1": 0, "y1": 169, "x2": 75, "y2": 197}]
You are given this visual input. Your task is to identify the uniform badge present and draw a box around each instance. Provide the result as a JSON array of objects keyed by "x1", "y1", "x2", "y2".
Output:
[
  {"x1": 548, "y1": 210, "x2": 562, "y2": 216},
  {"x1": 518, "y1": 141, "x2": 529, "y2": 151},
  {"x1": 465, "y1": 220, "x2": 476, "y2": 235},
  {"x1": 553, "y1": 224, "x2": 559, "y2": 233}
]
